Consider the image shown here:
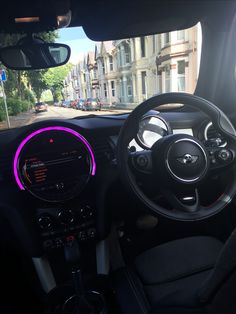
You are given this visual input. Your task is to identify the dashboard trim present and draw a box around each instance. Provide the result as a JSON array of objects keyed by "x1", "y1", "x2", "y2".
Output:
[{"x1": 13, "y1": 126, "x2": 96, "y2": 190}]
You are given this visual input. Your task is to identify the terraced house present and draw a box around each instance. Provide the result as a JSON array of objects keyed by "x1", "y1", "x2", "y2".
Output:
[{"x1": 63, "y1": 23, "x2": 201, "y2": 108}]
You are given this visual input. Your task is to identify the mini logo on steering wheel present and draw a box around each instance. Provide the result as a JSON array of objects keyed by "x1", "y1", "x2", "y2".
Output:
[{"x1": 177, "y1": 154, "x2": 198, "y2": 164}]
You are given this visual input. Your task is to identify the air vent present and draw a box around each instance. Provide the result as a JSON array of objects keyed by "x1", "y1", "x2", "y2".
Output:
[
  {"x1": 204, "y1": 122, "x2": 227, "y2": 147},
  {"x1": 0, "y1": 152, "x2": 13, "y2": 181},
  {"x1": 91, "y1": 137, "x2": 114, "y2": 164}
]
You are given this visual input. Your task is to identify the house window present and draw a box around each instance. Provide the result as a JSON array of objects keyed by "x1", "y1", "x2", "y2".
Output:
[
  {"x1": 141, "y1": 71, "x2": 146, "y2": 95},
  {"x1": 102, "y1": 60, "x2": 105, "y2": 74},
  {"x1": 93, "y1": 69, "x2": 97, "y2": 79},
  {"x1": 104, "y1": 83, "x2": 107, "y2": 97},
  {"x1": 109, "y1": 56, "x2": 113, "y2": 71},
  {"x1": 177, "y1": 30, "x2": 185, "y2": 41},
  {"x1": 165, "y1": 66, "x2": 170, "y2": 92},
  {"x1": 111, "y1": 81, "x2": 115, "y2": 97},
  {"x1": 127, "y1": 85, "x2": 132, "y2": 97},
  {"x1": 140, "y1": 37, "x2": 146, "y2": 57},
  {"x1": 164, "y1": 33, "x2": 170, "y2": 45},
  {"x1": 152, "y1": 35, "x2": 156, "y2": 53},
  {"x1": 177, "y1": 60, "x2": 186, "y2": 91},
  {"x1": 127, "y1": 76, "x2": 133, "y2": 98},
  {"x1": 117, "y1": 48, "x2": 121, "y2": 67},
  {"x1": 124, "y1": 45, "x2": 131, "y2": 64}
]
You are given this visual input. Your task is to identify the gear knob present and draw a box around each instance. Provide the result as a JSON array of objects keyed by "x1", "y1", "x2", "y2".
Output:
[{"x1": 64, "y1": 235, "x2": 81, "y2": 268}]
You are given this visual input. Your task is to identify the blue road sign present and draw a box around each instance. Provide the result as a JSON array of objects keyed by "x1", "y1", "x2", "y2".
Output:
[{"x1": 0, "y1": 69, "x2": 7, "y2": 82}]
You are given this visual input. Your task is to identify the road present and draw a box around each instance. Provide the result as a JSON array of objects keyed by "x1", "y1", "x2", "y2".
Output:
[{"x1": 0, "y1": 105, "x2": 130, "y2": 130}]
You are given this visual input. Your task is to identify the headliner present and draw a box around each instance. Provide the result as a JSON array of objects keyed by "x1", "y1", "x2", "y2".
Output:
[{"x1": 1, "y1": 0, "x2": 235, "y2": 40}]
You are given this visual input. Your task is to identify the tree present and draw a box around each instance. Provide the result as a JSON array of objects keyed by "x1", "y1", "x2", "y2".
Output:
[
  {"x1": 0, "y1": 31, "x2": 59, "y2": 102},
  {"x1": 22, "y1": 31, "x2": 59, "y2": 102},
  {"x1": 26, "y1": 70, "x2": 48, "y2": 102},
  {"x1": 42, "y1": 64, "x2": 73, "y2": 102}
]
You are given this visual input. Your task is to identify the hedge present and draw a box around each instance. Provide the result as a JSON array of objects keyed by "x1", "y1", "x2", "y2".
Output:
[{"x1": 0, "y1": 98, "x2": 33, "y2": 122}]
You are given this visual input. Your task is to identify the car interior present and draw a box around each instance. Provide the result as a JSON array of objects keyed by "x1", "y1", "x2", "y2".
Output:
[{"x1": 1, "y1": 1, "x2": 236, "y2": 313}]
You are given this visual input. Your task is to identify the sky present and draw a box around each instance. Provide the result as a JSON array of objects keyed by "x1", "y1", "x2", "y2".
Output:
[{"x1": 58, "y1": 27, "x2": 97, "y2": 64}]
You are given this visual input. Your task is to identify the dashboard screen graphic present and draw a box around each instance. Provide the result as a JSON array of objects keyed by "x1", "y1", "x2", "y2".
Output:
[{"x1": 14, "y1": 126, "x2": 96, "y2": 202}]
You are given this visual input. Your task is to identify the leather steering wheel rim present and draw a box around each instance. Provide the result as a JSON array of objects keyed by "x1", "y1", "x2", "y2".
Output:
[{"x1": 117, "y1": 93, "x2": 236, "y2": 221}]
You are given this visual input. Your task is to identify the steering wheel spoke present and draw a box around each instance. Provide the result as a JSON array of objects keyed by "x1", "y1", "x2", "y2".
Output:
[
  {"x1": 161, "y1": 187, "x2": 200, "y2": 213},
  {"x1": 129, "y1": 150, "x2": 152, "y2": 174}
]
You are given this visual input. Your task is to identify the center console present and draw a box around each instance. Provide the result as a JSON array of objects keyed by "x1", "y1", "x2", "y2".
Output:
[
  {"x1": 36, "y1": 202, "x2": 96, "y2": 252},
  {"x1": 34, "y1": 202, "x2": 108, "y2": 313},
  {"x1": 45, "y1": 236, "x2": 106, "y2": 314}
]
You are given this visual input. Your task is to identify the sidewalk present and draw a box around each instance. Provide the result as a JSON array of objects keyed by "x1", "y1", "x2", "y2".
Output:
[
  {"x1": 102, "y1": 102, "x2": 138, "y2": 110},
  {"x1": 0, "y1": 110, "x2": 35, "y2": 130}
]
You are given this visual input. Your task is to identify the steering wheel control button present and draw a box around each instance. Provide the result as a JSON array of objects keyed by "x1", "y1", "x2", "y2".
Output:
[
  {"x1": 87, "y1": 228, "x2": 96, "y2": 238},
  {"x1": 137, "y1": 154, "x2": 148, "y2": 167},
  {"x1": 55, "y1": 182, "x2": 65, "y2": 190},
  {"x1": 166, "y1": 137, "x2": 208, "y2": 183},
  {"x1": 210, "y1": 158, "x2": 217, "y2": 165},
  {"x1": 43, "y1": 239, "x2": 54, "y2": 250},
  {"x1": 217, "y1": 149, "x2": 231, "y2": 162},
  {"x1": 58, "y1": 209, "x2": 75, "y2": 225},
  {"x1": 79, "y1": 205, "x2": 94, "y2": 219},
  {"x1": 38, "y1": 214, "x2": 53, "y2": 230}
]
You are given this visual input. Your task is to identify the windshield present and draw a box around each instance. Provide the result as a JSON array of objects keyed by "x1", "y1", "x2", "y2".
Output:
[{"x1": 0, "y1": 23, "x2": 201, "y2": 130}]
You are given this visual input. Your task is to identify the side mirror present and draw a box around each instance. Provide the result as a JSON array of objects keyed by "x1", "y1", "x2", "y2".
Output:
[{"x1": 0, "y1": 42, "x2": 71, "y2": 70}]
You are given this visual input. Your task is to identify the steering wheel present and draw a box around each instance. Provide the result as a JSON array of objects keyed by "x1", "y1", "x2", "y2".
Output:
[{"x1": 117, "y1": 93, "x2": 236, "y2": 221}]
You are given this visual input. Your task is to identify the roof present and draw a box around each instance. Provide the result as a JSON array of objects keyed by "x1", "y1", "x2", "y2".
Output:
[
  {"x1": 87, "y1": 51, "x2": 95, "y2": 65},
  {"x1": 95, "y1": 41, "x2": 114, "y2": 59}
]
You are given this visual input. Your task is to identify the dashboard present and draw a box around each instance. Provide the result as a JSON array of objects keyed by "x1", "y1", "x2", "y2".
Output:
[
  {"x1": 7, "y1": 111, "x2": 226, "y2": 205},
  {"x1": 0, "y1": 110, "x2": 230, "y2": 255}
]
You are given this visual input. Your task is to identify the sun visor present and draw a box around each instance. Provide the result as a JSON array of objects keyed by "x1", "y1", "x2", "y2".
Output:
[{"x1": 78, "y1": 0, "x2": 234, "y2": 41}]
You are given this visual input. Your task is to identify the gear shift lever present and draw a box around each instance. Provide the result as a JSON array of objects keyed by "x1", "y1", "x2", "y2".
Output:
[
  {"x1": 64, "y1": 235, "x2": 95, "y2": 313},
  {"x1": 64, "y1": 235, "x2": 84, "y2": 294}
]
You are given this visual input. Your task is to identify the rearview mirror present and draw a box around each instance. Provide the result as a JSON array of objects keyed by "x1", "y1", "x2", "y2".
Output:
[{"x1": 0, "y1": 42, "x2": 71, "y2": 70}]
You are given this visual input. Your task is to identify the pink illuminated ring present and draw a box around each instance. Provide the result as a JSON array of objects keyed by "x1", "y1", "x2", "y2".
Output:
[{"x1": 13, "y1": 126, "x2": 96, "y2": 190}]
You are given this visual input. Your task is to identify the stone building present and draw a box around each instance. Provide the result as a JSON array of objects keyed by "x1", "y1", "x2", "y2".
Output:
[{"x1": 63, "y1": 23, "x2": 201, "y2": 107}]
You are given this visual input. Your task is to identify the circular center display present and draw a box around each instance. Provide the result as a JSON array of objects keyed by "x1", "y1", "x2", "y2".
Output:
[{"x1": 14, "y1": 126, "x2": 96, "y2": 202}]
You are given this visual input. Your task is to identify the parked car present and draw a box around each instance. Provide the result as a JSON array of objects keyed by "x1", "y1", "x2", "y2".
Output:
[
  {"x1": 61, "y1": 100, "x2": 71, "y2": 108},
  {"x1": 34, "y1": 102, "x2": 48, "y2": 113},
  {"x1": 84, "y1": 98, "x2": 101, "y2": 111},
  {"x1": 76, "y1": 99, "x2": 85, "y2": 110},
  {"x1": 70, "y1": 100, "x2": 78, "y2": 109}
]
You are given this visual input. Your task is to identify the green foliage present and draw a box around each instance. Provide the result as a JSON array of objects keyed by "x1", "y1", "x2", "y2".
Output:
[
  {"x1": 23, "y1": 89, "x2": 36, "y2": 103},
  {"x1": 37, "y1": 31, "x2": 59, "y2": 43},
  {"x1": 42, "y1": 63, "x2": 73, "y2": 101},
  {"x1": 0, "y1": 31, "x2": 58, "y2": 48},
  {"x1": 0, "y1": 30, "x2": 59, "y2": 103},
  {"x1": 0, "y1": 98, "x2": 32, "y2": 121},
  {"x1": 0, "y1": 34, "x2": 23, "y2": 48},
  {"x1": 0, "y1": 103, "x2": 4, "y2": 121},
  {"x1": 0, "y1": 30, "x2": 62, "y2": 124},
  {"x1": 26, "y1": 70, "x2": 48, "y2": 102},
  {"x1": 3, "y1": 70, "x2": 18, "y2": 97}
]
